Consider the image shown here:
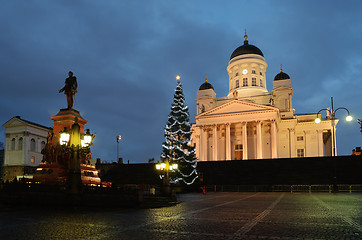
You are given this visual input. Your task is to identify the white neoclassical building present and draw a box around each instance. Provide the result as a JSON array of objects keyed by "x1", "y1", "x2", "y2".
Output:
[
  {"x1": 192, "y1": 33, "x2": 336, "y2": 161},
  {"x1": 2, "y1": 116, "x2": 50, "y2": 181}
]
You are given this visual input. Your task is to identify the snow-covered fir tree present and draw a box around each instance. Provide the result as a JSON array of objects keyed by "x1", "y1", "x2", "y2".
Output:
[{"x1": 160, "y1": 76, "x2": 198, "y2": 185}]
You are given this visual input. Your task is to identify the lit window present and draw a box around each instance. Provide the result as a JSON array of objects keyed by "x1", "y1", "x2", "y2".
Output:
[
  {"x1": 236, "y1": 80, "x2": 239, "y2": 88},
  {"x1": 260, "y1": 79, "x2": 263, "y2": 87},
  {"x1": 18, "y1": 138, "x2": 23, "y2": 150},
  {"x1": 252, "y1": 70, "x2": 256, "y2": 74},
  {"x1": 243, "y1": 78, "x2": 248, "y2": 86},
  {"x1": 297, "y1": 149, "x2": 304, "y2": 157},
  {"x1": 297, "y1": 136, "x2": 304, "y2": 141},
  {"x1": 11, "y1": 138, "x2": 16, "y2": 150},
  {"x1": 252, "y1": 78, "x2": 257, "y2": 86},
  {"x1": 31, "y1": 156, "x2": 35, "y2": 163},
  {"x1": 31, "y1": 138, "x2": 36, "y2": 152}
]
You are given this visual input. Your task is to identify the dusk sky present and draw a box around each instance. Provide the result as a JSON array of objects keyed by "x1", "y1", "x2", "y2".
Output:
[{"x1": 1, "y1": 1, "x2": 362, "y2": 163}]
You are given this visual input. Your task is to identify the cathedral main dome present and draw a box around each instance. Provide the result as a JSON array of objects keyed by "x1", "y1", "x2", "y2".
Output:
[{"x1": 230, "y1": 37, "x2": 264, "y2": 60}]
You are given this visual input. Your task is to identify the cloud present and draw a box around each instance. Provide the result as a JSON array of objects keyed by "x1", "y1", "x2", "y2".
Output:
[{"x1": 1, "y1": 0, "x2": 362, "y2": 160}]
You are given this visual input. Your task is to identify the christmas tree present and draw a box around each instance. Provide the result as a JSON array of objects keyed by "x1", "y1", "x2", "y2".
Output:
[{"x1": 160, "y1": 76, "x2": 198, "y2": 185}]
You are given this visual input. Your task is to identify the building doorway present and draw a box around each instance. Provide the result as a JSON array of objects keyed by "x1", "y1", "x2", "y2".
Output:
[{"x1": 235, "y1": 144, "x2": 243, "y2": 160}]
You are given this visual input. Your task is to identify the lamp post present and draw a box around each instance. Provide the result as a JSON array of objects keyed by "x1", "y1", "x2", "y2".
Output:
[
  {"x1": 59, "y1": 122, "x2": 94, "y2": 195},
  {"x1": 315, "y1": 97, "x2": 352, "y2": 157},
  {"x1": 315, "y1": 97, "x2": 352, "y2": 193},
  {"x1": 156, "y1": 160, "x2": 178, "y2": 195},
  {"x1": 117, "y1": 135, "x2": 122, "y2": 163}
]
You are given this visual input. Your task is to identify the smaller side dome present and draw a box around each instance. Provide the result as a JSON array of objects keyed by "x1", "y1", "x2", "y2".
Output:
[
  {"x1": 274, "y1": 65, "x2": 290, "y2": 81},
  {"x1": 199, "y1": 75, "x2": 214, "y2": 90}
]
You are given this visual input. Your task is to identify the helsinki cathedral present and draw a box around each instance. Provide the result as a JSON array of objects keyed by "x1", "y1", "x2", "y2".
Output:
[{"x1": 191, "y1": 32, "x2": 336, "y2": 161}]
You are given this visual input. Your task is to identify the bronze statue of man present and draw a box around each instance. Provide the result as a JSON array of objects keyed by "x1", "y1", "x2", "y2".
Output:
[{"x1": 59, "y1": 71, "x2": 78, "y2": 109}]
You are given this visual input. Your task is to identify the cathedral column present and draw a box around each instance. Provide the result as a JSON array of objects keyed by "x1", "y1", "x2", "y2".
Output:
[
  {"x1": 303, "y1": 130, "x2": 308, "y2": 157},
  {"x1": 289, "y1": 128, "x2": 296, "y2": 157},
  {"x1": 317, "y1": 130, "x2": 323, "y2": 156},
  {"x1": 198, "y1": 126, "x2": 203, "y2": 161},
  {"x1": 212, "y1": 125, "x2": 218, "y2": 161},
  {"x1": 333, "y1": 124, "x2": 337, "y2": 156},
  {"x1": 202, "y1": 127, "x2": 208, "y2": 161},
  {"x1": 242, "y1": 122, "x2": 248, "y2": 160},
  {"x1": 256, "y1": 121, "x2": 263, "y2": 159},
  {"x1": 271, "y1": 120, "x2": 277, "y2": 158},
  {"x1": 225, "y1": 123, "x2": 231, "y2": 160}
]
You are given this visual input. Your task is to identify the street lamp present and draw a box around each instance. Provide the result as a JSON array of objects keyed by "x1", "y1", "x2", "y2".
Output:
[
  {"x1": 156, "y1": 159, "x2": 178, "y2": 195},
  {"x1": 315, "y1": 97, "x2": 352, "y2": 157},
  {"x1": 117, "y1": 135, "x2": 122, "y2": 163},
  {"x1": 59, "y1": 123, "x2": 94, "y2": 194}
]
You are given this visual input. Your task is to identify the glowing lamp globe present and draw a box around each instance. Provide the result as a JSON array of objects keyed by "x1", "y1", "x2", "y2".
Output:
[
  {"x1": 84, "y1": 129, "x2": 93, "y2": 146},
  {"x1": 346, "y1": 115, "x2": 353, "y2": 122},
  {"x1": 60, "y1": 132, "x2": 70, "y2": 145},
  {"x1": 315, "y1": 118, "x2": 321, "y2": 124},
  {"x1": 160, "y1": 163, "x2": 166, "y2": 170},
  {"x1": 81, "y1": 139, "x2": 86, "y2": 148}
]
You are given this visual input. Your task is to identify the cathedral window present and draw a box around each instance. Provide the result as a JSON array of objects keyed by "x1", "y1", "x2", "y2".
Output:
[
  {"x1": 18, "y1": 137, "x2": 23, "y2": 150},
  {"x1": 31, "y1": 156, "x2": 35, "y2": 163},
  {"x1": 252, "y1": 78, "x2": 257, "y2": 86},
  {"x1": 260, "y1": 72, "x2": 263, "y2": 76},
  {"x1": 243, "y1": 78, "x2": 248, "y2": 86},
  {"x1": 235, "y1": 72, "x2": 239, "y2": 76},
  {"x1": 260, "y1": 79, "x2": 263, "y2": 87},
  {"x1": 252, "y1": 70, "x2": 256, "y2": 74},
  {"x1": 297, "y1": 149, "x2": 304, "y2": 157},
  {"x1": 30, "y1": 138, "x2": 36, "y2": 152},
  {"x1": 235, "y1": 145, "x2": 243, "y2": 150},
  {"x1": 236, "y1": 80, "x2": 239, "y2": 88},
  {"x1": 297, "y1": 136, "x2": 303, "y2": 141},
  {"x1": 41, "y1": 141, "x2": 46, "y2": 151}
]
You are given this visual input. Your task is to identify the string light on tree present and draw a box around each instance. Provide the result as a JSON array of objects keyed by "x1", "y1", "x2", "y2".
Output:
[{"x1": 160, "y1": 75, "x2": 198, "y2": 185}]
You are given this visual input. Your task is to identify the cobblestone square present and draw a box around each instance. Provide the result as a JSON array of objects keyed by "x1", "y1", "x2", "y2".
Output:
[{"x1": 1, "y1": 192, "x2": 362, "y2": 239}]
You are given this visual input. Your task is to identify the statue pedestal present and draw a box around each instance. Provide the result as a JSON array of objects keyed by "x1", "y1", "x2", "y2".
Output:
[
  {"x1": 34, "y1": 108, "x2": 100, "y2": 187},
  {"x1": 51, "y1": 108, "x2": 88, "y2": 137}
]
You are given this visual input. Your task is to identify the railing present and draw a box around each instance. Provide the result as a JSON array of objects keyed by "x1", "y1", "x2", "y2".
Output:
[{"x1": 202, "y1": 185, "x2": 362, "y2": 193}]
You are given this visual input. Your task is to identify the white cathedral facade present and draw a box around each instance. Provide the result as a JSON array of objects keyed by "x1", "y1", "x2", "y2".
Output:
[{"x1": 191, "y1": 33, "x2": 336, "y2": 161}]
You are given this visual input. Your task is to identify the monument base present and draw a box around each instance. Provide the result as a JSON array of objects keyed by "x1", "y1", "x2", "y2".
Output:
[
  {"x1": 33, "y1": 108, "x2": 100, "y2": 186},
  {"x1": 50, "y1": 108, "x2": 88, "y2": 137}
]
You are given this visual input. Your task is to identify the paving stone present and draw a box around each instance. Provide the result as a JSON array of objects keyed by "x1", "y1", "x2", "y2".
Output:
[{"x1": 1, "y1": 192, "x2": 362, "y2": 239}]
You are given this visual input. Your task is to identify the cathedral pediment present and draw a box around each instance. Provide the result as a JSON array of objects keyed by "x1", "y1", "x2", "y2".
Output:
[{"x1": 197, "y1": 100, "x2": 278, "y2": 119}]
